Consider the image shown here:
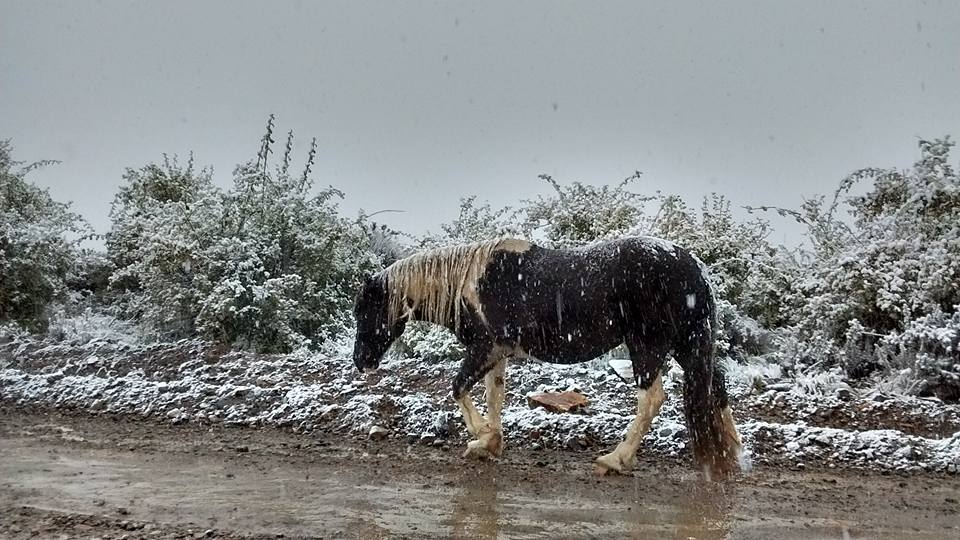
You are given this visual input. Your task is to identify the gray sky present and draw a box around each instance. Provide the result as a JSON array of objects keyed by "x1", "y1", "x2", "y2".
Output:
[{"x1": 3, "y1": 1, "x2": 959, "y2": 246}]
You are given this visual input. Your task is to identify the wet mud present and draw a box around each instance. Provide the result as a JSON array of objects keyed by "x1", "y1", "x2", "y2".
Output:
[{"x1": 1, "y1": 407, "x2": 958, "y2": 539}]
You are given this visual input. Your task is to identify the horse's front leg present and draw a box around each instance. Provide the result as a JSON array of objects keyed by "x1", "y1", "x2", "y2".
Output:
[
  {"x1": 453, "y1": 350, "x2": 506, "y2": 460},
  {"x1": 480, "y1": 358, "x2": 506, "y2": 455}
]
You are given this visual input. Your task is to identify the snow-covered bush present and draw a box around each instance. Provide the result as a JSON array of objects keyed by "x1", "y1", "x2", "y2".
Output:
[
  {"x1": 646, "y1": 194, "x2": 792, "y2": 329},
  {"x1": 395, "y1": 322, "x2": 465, "y2": 361},
  {"x1": 777, "y1": 138, "x2": 960, "y2": 398},
  {"x1": 420, "y1": 195, "x2": 524, "y2": 248},
  {"x1": 0, "y1": 139, "x2": 90, "y2": 332},
  {"x1": 67, "y1": 249, "x2": 114, "y2": 303},
  {"x1": 106, "y1": 153, "x2": 223, "y2": 339},
  {"x1": 521, "y1": 172, "x2": 651, "y2": 247},
  {"x1": 194, "y1": 123, "x2": 375, "y2": 352},
  {"x1": 360, "y1": 221, "x2": 406, "y2": 267},
  {"x1": 108, "y1": 117, "x2": 380, "y2": 352},
  {"x1": 46, "y1": 306, "x2": 146, "y2": 346}
]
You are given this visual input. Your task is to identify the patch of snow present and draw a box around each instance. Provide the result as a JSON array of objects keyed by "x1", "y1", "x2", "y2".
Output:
[{"x1": 2, "y1": 337, "x2": 958, "y2": 474}]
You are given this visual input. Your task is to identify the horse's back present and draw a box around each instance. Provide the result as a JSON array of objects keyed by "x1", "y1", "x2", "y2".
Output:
[
  {"x1": 523, "y1": 236, "x2": 708, "y2": 298},
  {"x1": 476, "y1": 236, "x2": 712, "y2": 363}
]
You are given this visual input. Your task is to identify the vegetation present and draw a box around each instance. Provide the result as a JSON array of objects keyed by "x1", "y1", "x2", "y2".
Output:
[
  {"x1": 0, "y1": 140, "x2": 90, "y2": 332},
  {"x1": 3, "y1": 124, "x2": 957, "y2": 399}
]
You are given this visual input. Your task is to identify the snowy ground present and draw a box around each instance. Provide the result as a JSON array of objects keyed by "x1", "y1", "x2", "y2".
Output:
[{"x1": 2, "y1": 333, "x2": 959, "y2": 475}]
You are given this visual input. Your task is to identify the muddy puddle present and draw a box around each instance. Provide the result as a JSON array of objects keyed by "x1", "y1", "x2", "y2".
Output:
[
  {"x1": 0, "y1": 440, "x2": 733, "y2": 538},
  {"x1": 1, "y1": 412, "x2": 958, "y2": 539}
]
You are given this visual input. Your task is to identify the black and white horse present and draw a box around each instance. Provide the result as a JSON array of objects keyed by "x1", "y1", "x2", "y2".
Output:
[{"x1": 352, "y1": 237, "x2": 744, "y2": 478}]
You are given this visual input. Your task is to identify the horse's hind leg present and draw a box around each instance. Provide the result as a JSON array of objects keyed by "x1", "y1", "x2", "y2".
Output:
[
  {"x1": 594, "y1": 341, "x2": 668, "y2": 475},
  {"x1": 594, "y1": 373, "x2": 666, "y2": 475},
  {"x1": 675, "y1": 336, "x2": 745, "y2": 479}
]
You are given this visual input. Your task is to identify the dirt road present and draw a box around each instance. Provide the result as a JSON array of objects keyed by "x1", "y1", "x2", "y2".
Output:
[{"x1": 0, "y1": 407, "x2": 957, "y2": 539}]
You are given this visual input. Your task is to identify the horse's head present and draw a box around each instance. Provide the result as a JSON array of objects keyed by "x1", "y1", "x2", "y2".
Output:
[{"x1": 352, "y1": 274, "x2": 405, "y2": 372}]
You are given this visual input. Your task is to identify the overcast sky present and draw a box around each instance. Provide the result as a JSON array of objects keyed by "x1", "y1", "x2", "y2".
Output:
[{"x1": 3, "y1": 1, "x2": 959, "y2": 245}]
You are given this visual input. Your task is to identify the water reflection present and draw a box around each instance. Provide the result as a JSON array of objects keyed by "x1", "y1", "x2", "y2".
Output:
[
  {"x1": 442, "y1": 462, "x2": 735, "y2": 539},
  {"x1": 665, "y1": 479, "x2": 735, "y2": 540},
  {"x1": 615, "y1": 472, "x2": 735, "y2": 539},
  {"x1": 447, "y1": 464, "x2": 500, "y2": 540}
]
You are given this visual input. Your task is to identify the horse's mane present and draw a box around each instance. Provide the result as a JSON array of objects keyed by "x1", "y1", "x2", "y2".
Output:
[{"x1": 382, "y1": 238, "x2": 531, "y2": 327}]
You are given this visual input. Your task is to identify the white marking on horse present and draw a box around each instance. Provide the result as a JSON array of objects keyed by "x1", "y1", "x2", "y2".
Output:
[
  {"x1": 459, "y1": 349, "x2": 513, "y2": 459},
  {"x1": 594, "y1": 374, "x2": 666, "y2": 474},
  {"x1": 721, "y1": 405, "x2": 749, "y2": 472}
]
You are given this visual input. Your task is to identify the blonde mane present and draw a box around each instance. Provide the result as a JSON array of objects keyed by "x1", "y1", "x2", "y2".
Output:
[{"x1": 383, "y1": 238, "x2": 531, "y2": 327}]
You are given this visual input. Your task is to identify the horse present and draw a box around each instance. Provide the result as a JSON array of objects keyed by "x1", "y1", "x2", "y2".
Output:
[{"x1": 352, "y1": 236, "x2": 744, "y2": 478}]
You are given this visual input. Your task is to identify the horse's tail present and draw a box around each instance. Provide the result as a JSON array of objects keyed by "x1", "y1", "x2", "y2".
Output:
[{"x1": 675, "y1": 293, "x2": 745, "y2": 480}]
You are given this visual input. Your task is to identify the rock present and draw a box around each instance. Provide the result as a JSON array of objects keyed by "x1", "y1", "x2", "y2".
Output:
[
  {"x1": 431, "y1": 411, "x2": 455, "y2": 439},
  {"x1": 319, "y1": 404, "x2": 340, "y2": 420},
  {"x1": 658, "y1": 426, "x2": 677, "y2": 438},
  {"x1": 811, "y1": 434, "x2": 832, "y2": 446},
  {"x1": 369, "y1": 425, "x2": 389, "y2": 440},
  {"x1": 527, "y1": 391, "x2": 589, "y2": 413},
  {"x1": 564, "y1": 436, "x2": 587, "y2": 451},
  {"x1": 166, "y1": 408, "x2": 183, "y2": 419},
  {"x1": 894, "y1": 446, "x2": 914, "y2": 460},
  {"x1": 835, "y1": 387, "x2": 853, "y2": 401}
]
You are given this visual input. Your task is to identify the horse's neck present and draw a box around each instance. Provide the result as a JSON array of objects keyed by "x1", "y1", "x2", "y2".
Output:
[{"x1": 408, "y1": 301, "x2": 466, "y2": 332}]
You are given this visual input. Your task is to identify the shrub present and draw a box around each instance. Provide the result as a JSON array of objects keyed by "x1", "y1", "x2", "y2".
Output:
[
  {"x1": 521, "y1": 172, "x2": 651, "y2": 247},
  {"x1": 106, "y1": 153, "x2": 222, "y2": 339},
  {"x1": 0, "y1": 140, "x2": 89, "y2": 332},
  {"x1": 420, "y1": 195, "x2": 523, "y2": 248},
  {"x1": 107, "y1": 117, "x2": 380, "y2": 352},
  {"x1": 767, "y1": 137, "x2": 960, "y2": 398}
]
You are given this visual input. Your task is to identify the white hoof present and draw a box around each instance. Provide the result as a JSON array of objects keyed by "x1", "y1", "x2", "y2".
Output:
[
  {"x1": 594, "y1": 448, "x2": 636, "y2": 476},
  {"x1": 463, "y1": 439, "x2": 492, "y2": 460},
  {"x1": 462, "y1": 430, "x2": 503, "y2": 460}
]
